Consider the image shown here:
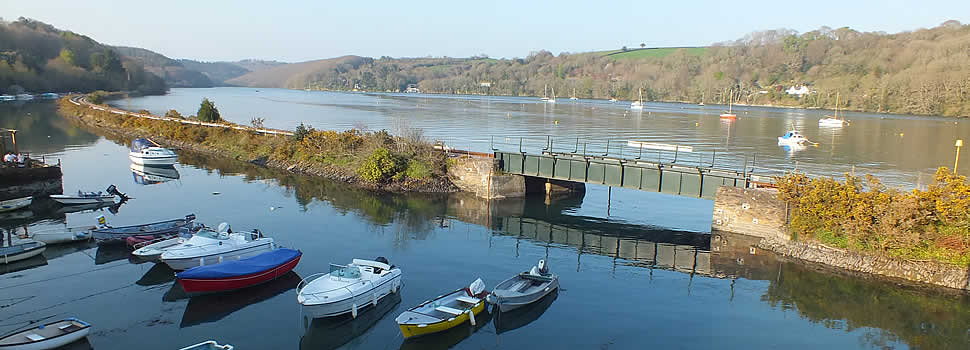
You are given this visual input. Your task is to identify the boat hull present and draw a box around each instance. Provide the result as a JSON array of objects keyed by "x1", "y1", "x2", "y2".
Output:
[
  {"x1": 489, "y1": 278, "x2": 559, "y2": 312},
  {"x1": 49, "y1": 195, "x2": 115, "y2": 205},
  {"x1": 0, "y1": 243, "x2": 46, "y2": 264},
  {"x1": 132, "y1": 236, "x2": 186, "y2": 261},
  {"x1": 129, "y1": 153, "x2": 177, "y2": 166},
  {"x1": 30, "y1": 228, "x2": 93, "y2": 245},
  {"x1": 397, "y1": 300, "x2": 486, "y2": 339},
  {"x1": 162, "y1": 242, "x2": 275, "y2": 270},
  {"x1": 719, "y1": 114, "x2": 737, "y2": 119},
  {"x1": 0, "y1": 319, "x2": 90, "y2": 350},
  {"x1": 300, "y1": 273, "x2": 402, "y2": 319},
  {"x1": 819, "y1": 119, "x2": 845, "y2": 127},
  {"x1": 92, "y1": 217, "x2": 194, "y2": 244},
  {"x1": 178, "y1": 254, "x2": 301, "y2": 294},
  {"x1": 0, "y1": 196, "x2": 32, "y2": 213}
]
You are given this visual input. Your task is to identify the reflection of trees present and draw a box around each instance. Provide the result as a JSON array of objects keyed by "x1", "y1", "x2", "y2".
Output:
[
  {"x1": 0, "y1": 102, "x2": 98, "y2": 154},
  {"x1": 763, "y1": 262, "x2": 970, "y2": 349}
]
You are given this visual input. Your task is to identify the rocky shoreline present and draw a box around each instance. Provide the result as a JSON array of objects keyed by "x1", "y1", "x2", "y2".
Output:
[{"x1": 58, "y1": 102, "x2": 461, "y2": 194}]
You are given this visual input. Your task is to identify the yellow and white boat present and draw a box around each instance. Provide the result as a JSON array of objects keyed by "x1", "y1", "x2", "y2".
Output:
[{"x1": 395, "y1": 278, "x2": 488, "y2": 339}]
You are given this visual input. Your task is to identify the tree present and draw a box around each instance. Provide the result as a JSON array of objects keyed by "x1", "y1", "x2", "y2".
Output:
[
  {"x1": 640, "y1": 43, "x2": 646, "y2": 48},
  {"x1": 197, "y1": 98, "x2": 221, "y2": 122},
  {"x1": 621, "y1": 46, "x2": 628, "y2": 52}
]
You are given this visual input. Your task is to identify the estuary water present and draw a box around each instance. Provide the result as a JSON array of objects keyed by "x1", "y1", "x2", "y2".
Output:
[{"x1": 0, "y1": 99, "x2": 968, "y2": 350}]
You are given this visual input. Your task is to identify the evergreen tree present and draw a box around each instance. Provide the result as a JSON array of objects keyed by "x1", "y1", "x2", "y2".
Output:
[{"x1": 197, "y1": 98, "x2": 221, "y2": 122}]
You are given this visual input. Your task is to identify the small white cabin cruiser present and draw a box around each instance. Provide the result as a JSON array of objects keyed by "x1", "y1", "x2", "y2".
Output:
[
  {"x1": 160, "y1": 223, "x2": 275, "y2": 270},
  {"x1": 129, "y1": 138, "x2": 178, "y2": 166},
  {"x1": 778, "y1": 130, "x2": 811, "y2": 146},
  {"x1": 297, "y1": 257, "x2": 402, "y2": 319}
]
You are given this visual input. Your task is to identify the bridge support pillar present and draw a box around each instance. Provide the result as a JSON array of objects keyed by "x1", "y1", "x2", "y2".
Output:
[
  {"x1": 447, "y1": 156, "x2": 525, "y2": 199},
  {"x1": 711, "y1": 186, "x2": 788, "y2": 241}
]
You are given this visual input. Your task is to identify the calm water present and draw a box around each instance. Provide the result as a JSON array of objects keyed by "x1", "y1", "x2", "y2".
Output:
[
  {"x1": 109, "y1": 88, "x2": 970, "y2": 187},
  {"x1": 1, "y1": 101, "x2": 969, "y2": 350}
]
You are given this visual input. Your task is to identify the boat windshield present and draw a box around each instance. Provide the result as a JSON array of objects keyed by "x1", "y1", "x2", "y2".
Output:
[
  {"x1": 194, "y1": 229, "x2": 224, "y2": 239},
  {"x1": 329, "y1": 264, "x2": 360, "y2": 279},
  {"x1": 131, "y1": 138, "x2": 160, "y2": 152}
]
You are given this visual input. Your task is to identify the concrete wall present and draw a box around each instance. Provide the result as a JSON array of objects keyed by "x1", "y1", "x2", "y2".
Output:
[
  {"x1": 711, "y1": 187, "x2": 788, "y2": 241},
  {"x1": 447, "y1": 156, "x2": 525, "y2": 199}
]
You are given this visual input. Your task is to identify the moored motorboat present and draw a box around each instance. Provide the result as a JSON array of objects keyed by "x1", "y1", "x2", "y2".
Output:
[
  {"x1": 395, "y1": 278, "x2": 488, "y2": 339},
  {"x1": 24, "y1": 225, "x2": 95, "y2": 244},
  {"x1": 0, "y1": 317, "x2": 90, "y2": 350},
  {"x1": 92, "y1": 214, "x2": 196, "y2": 244},
  {"x1": 0, "y1": 196, "x2": 32, "y2": 213},
  {"x1": 179, "y1": 340, "x2": 233, "y2": 350},
  {"x1": 50, "y1": 185, "x2": 127, "y2": 205},
  {"x1": 297, "y1": 257, "x2": 402, "y2": 319},
  {"x1": 778, "y1": 130, "x2": 811, "y2": 146},
  {"x1": 132, "y1": 234, "x2": 190, "y2": 262},
  {"x1": 129, "y1": 138, "x2": 178, "y2": 166},
  {"x1": 486, "y1": 260, "x2": 559, "y2": 312},
  {"x1": 160, "y1": 223, "x2": 275, "y2": 270},
  {"x1": 0, "y1": 240, "x2": 46, "y2": 264},
  {"x1": 177, "y1": 248, "x2": 302, "y2": 294}
]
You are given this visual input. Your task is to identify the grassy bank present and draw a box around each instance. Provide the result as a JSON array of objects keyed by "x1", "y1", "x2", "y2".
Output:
[
  {"x1": 776, "y1": 168, "x2": 970, "y2": 266},
  {"x1": 57, "y1": 98, "x2": 456, "y2": 192}
]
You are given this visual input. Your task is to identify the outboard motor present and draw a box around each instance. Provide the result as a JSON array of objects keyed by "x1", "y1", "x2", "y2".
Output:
[
  {"x1": 375, "y1": 256, "x2": 389, "y2": 265},
  {"x1": 537, "y1": 259, "x2": 549, "y2": 275},
  {"x1": 106, "y1": 185, "x2": 129, "y2": 200}
]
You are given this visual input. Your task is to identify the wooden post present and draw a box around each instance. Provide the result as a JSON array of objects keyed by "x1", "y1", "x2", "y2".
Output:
[
  {"x1": 10, "y1": 130, "x2": 17, "y2": 155},
  {"x1": 955, "y1": 139, "x2": 964, "y2": 173}
]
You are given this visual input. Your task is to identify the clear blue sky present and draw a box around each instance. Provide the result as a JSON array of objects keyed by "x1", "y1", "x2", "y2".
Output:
[{"x1": 6, "y1": 0, "x2": 970, "y2": 62}]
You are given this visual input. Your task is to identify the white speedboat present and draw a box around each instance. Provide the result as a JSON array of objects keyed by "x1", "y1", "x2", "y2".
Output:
[
  {"x1": 778, "y1": 130, "x2": 811, "y2": 146},
  {"x1": 160, "y1": 223, "x2": 275, "y2": 270},
  {"x1": 297, "y1": 257, "x2": 402, "y2": 319},
  {"x1": 129, "y1": 138, "x2": 178, "y2": 166},
  {"x1": 26, "y1": 225, "x2": 95, "y2": 244},
  {"x1": 0, "y1": 196, "x2": 32, "y2": 213}
]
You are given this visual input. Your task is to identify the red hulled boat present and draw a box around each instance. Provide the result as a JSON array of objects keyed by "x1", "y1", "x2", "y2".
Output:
[{"x1": 176, "y1": 248, "x2": 302, "y2": 294}]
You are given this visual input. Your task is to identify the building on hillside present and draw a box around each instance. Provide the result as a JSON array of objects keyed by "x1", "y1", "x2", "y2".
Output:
[
  {"x1": 786, "y1": 85, "x2": 811, "y2": 96},
  {"x1": 479, "y1": 82, "x2": 491, "y2": 88},
  {"x1": 405, "y1": 84, "x2": 420, "y2": 93}
]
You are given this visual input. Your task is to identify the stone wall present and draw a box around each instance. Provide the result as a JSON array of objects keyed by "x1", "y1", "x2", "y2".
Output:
[
  {"x1": 760, "y1": 237, "x2": 970, "y2": 291},
  {"x1": 711, "y1": 187, "x2": 788, "y2": 241},
  {"x1": 447, "y1": 156, "x2": 525, "y2": 199}
]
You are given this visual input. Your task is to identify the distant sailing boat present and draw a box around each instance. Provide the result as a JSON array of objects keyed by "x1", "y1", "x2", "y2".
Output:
[
  {"x1": 570, "y1": 88, "x2": 578, "y2": 100},
  {"x1": 548, "y1": 87, "x2": 557, "y2": 103},
  {"x1": 541, "y1": 85, "x2": 550, "y2": 102},
  {"x1": 631, "y1": 88, "x2": 644, "y2": 109},
  {"x1": 719, "y1": 89, "x2": 737, "y2": 119},
  {"x1": 819, "y1": 92, "x2": 846, "y2": 127},
  {"x1": 699, "y1": 92, "x2": 706, "y2": 106}
]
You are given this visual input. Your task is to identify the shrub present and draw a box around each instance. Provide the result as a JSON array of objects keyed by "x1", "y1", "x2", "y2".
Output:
[
  {"x1": 358, "y1": 148, "x2": 403, "y2": 182},
  {"x1": 87, "y1": 90, "x2": 108, "y2": 105},
  {"x1": 165, "y1": 110, "x2": 183, "y2": 119},
  {"x1": 197, "y1": 98, "x2": 221, "y2": 122},
  {"x1": 404, "y1": 160, "x2": 432, "y2": 179},
  {"x1": 293, "y1": 123, "x2": 312, "y2": 142}
]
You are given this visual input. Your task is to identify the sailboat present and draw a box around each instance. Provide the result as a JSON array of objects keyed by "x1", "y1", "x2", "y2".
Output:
[
  {"x1": 569, "y1": 88, "x2": 578, "y2": 100},
  {"x1": 819, "y1": 92, "x2": 846, "y2": 127},
  {"x1": 631, "y1": 88, "x2": 644, "y2": 109},
  {"x1": 699, "y1": 92, "x2": 706, "y2": 106},
  {"x1": 547, "y1": 87, "x2": 557, "y2": 103},
  {"x1": 719, "y1": 89, "x2": 737, "y2": 119},
  {"x1": 540, "y1": 85, "x2": 549, "y2": 102}
]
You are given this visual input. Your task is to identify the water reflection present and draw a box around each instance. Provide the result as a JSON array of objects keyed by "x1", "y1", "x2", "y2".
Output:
[
  {"x1": 168, "y1": 271, "x2": 301, "y2": 328},
  {"x1": 135, "y1": 263, "x2": 175, "y2": 286},
  {"x1": 130, "y1": 163, "x2": 180, "y2": 185},
  {"x1": 493, "y1": 288, "x2": 557, "y2": 335},
  {"x1": 0, "y1": 101, "x2": 98, "y2": 154},
  {"x1": 300, "y1": 292, "x2": 402, "y2": 350}
]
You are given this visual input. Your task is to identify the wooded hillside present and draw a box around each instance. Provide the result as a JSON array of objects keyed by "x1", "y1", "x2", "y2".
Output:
[{"x1": 229, "y1": 21, "x2": 970, "y2": 117}]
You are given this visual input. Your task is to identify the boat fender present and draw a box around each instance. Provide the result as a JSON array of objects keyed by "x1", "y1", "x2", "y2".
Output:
[
  {"x1": 351, "y1": 303, "x2": 358, "y2": 318},
  {"x1": 468, "y1": 310, "x2": 476, "y2": 326},
  {"x1": 199, "y1": 257, "x2": 205, "y2": 266},
  {"x1": 373, "y1": 293, "x2": 378, "y2": 307}
]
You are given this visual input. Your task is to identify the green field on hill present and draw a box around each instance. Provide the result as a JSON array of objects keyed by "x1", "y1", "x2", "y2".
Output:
[{"x1": 603, "y1": 47, "x2": 709, "y2": 59}]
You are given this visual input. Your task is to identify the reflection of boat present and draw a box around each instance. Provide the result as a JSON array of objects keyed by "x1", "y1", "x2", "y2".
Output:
[
  {"x1": 25, "y1": 225, "x2": 95, "y2": 244},
  {"x1": 129, "y1": 138, "x2": 178, "y2": 166},
  {"x1": 0, "y1": 318, "x2": 91, "y2": 349},
  {"x1": 1, "y1": 240, "x2": 46, "y2": 264},
  {"x1": 493, "y1": 288, "x2": 557, "y2": 334},
  {"x1": 0, "y1": 253, "x2": 47, "y2": 275},
  {"x1": 131, "y1": 163, "x2": 180, "y2": 185},
  {"x1": 486, "y1": 260, "x2": 559, "y2": 312},
  {"x1": 300, "y1": 292, "x2": 402, "y2": 350},
  {"x1": 0, "y1": 196, "x2": 32, "y2": 213},
  {"x1": 177, "y1": 248, "x2": 301, "y2": 294},
  {"x1": 136, "y1": 263, "x2": 177, "y2": 286},
  {"x1": 631, "y1": 88, "x2": 644, "y2": 110},
  {"x1": 161, "y1": 224, "x2": 274, "y2": 271},
  {"x1": 398, "y1": 307, "x2": 492, "y2": 350},
  {"x1": 178, "y1": 271, "x2": 301, "y2": 328},
  {"x1": 93, "y1": 214, "x2": 196, "y2": 244},
  {"x1": 298, "y1": 257, "x2": 402, "y2": 319},
  {"x1": 53, "y1": 201, "x2": 116, "y2": 215},
  {"x1": 94, "y1": 244, "x2": 130, "y2": 265},
  {"x1": 396, "y1": 278, "x2": 488, "y2": 339},
  {"x1": 179, "y1": 340, "x2": 233, "y2": 350}
]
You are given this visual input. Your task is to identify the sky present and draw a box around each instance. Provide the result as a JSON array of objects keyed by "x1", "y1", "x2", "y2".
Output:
[{"x1": 6, "y1": 0, "x2": 970, "y2": 62}]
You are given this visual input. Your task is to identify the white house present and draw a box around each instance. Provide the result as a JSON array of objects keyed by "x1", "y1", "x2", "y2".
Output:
[{"x1": 786, "y1": 85, "x2": 811, "y2": 96}]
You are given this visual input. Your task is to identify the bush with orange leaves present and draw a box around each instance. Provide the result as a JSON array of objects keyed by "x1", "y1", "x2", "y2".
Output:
[{"x1": 776, "y1": 168, "x2": 970, "y2": 266}]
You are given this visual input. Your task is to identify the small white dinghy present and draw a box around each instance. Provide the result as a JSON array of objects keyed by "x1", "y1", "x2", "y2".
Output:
[
  {"x1": 297, "y1": 257, "x2": 402, "y2": 319},
  {"x1": 160, "y1": 223, "x2": 275, "y2": 270},
  {"x1": 0, "y1": 318, "x2": 90, "y2": 350},
  {"x1": 23, "y1": 226, "x2": 95, "y2": 245},
  {"x1": 129, "y1": 138, "x2": 178, "y2": 166},
  {"x1": 179, "y1": 340, "x2": 233, "y2": 350},
  {"x1": 132, "y1": 234, "x2": 190, "y2": 262},
  {"x1": 0, "y1": 196, "x2": 32, "y2": 213},
  {"x1": 50, "y1": 185, "x2": 126, "y2": 205},
  {"x1": 1, "y1": 240, "x2": 46, "y2": 264}
]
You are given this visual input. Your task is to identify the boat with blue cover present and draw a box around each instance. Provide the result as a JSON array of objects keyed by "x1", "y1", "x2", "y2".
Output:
[{"x1": 177, "y1": 248, "x2": 301, "y2": 294}]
